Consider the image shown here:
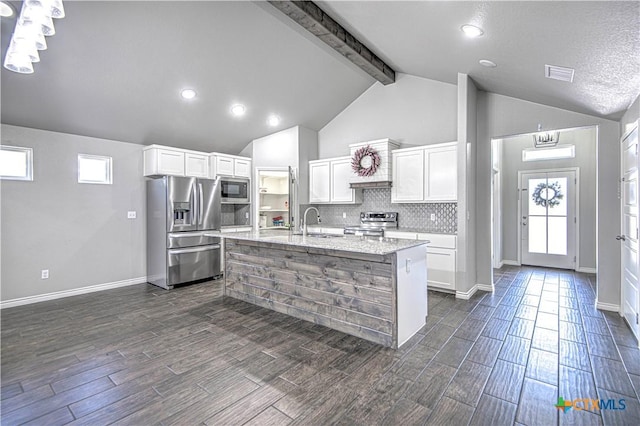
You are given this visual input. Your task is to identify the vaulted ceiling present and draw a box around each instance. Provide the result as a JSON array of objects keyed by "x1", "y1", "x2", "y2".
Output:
[{"x1": 1, "y1": 1, "x2": 638, "y2": 154}]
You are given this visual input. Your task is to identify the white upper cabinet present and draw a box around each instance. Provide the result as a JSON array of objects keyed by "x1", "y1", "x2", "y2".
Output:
[
  {"x1": 143, "y1": 145, "x2": 250, "y2": 179},
  {"x1": 185, "y1": 152, "x2": 209, "y2": 178},
  {"x1": 309, "y1": 157, "x2": 362, "y2": 204},
  {"x1": 209, "y1": 154, "x2": 252, "y2": 179},
  {"x1": 234, "y1": 158, "x2": 251, "y2": 178},
  {"x1": 391, "y1": 148, "x2": 425, "y2": 202},
  {"x1": 144, "y1": 145, "x2": 187, "y2": 177},
  {"x1": 331, "y1": 158, "x2": 358, "y2": 203},
  {"x1": 391, "y1": 142, "x2": 457, "y2": 203},
  {"x1": 425, "y1": 144, "x2": 457, "y2": 201},
  {"x1": 309, "y1": 160, "x2": 330, "y2": 203}
]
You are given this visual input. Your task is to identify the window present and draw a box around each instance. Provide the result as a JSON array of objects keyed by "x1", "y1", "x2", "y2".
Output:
[
  {"x1": 0, "y1": 145, "x2": 33, "y2": 181},
  {"x1": 78, "y1": 154, "x2": 112, "y2": 184},
  {"x1": 522, "y1": 145, "x2": 575, "y2": 162}
]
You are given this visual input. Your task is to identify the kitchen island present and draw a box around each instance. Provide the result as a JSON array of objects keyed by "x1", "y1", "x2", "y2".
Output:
[{"x1": 215, "y1": 230, "x2": 428, "y2": 348}]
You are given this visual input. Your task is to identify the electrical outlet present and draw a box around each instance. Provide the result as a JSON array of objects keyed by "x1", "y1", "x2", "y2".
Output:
[
  {"x1": 127, "y1": 211, "x2": 137, "y2": 219},
  {"x1": 430, "y1": 214, "x2": 436, "y2": 221},
  {"x1": 41, "y1": 269, "x2": 49, "y2": 279},
  {"x1": 342, "y1": 212, "x2": 347, "y2": 219},
  {"x1": 245, "y1": 212, "x2": 249, "y2": 219}
]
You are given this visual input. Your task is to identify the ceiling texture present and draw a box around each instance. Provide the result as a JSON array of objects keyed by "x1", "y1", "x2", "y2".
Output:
[{"x1": 1, "y1": 1, "x2": 638, "y2": 154}]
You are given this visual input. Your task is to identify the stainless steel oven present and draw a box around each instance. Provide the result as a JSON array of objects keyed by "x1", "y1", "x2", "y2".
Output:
[{"x1": 220, "y1": 178, "x2": 250, "y2": 204}]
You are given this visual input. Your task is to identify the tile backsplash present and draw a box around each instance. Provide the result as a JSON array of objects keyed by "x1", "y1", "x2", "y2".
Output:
[
  {"x1": 312, "y1": 188, "x2": 457, "y2": 234},
  {"x1": 221, "y1": 204, "x2": 251, "y2": 227}
]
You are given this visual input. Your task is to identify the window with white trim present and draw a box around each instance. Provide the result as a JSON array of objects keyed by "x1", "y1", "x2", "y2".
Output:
[
  {"x1": 522, "y1": 145, "x2": 575, "y2": 162},
  {"x1": 0, "y1": 145, "x2": 33, "y2": 181},
  {"x1": 78, "y1": 154, "x2": 112, "y2": 184}
]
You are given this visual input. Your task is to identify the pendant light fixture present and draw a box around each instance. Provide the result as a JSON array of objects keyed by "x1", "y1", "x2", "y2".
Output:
[{"x1": 3, "y1": 0, "x2": 65, "y2": 74}]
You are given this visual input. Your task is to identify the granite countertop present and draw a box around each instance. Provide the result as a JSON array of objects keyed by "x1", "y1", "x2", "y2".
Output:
[{"x1": 207, "y1": 229, "x2": 429, "y2": 256}]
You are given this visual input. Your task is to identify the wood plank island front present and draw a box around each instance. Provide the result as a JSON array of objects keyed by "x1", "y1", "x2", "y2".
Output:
[{"x1": 219, "y1": 231, "x2": 429, "y2": 348}]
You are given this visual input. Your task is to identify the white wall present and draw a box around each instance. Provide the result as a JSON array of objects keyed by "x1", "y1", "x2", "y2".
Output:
[
  {"x1": 499, "y1": 127, "x2": 597, "y2": 270},
  {"x1": 1, "y1": 125, "x2": 146, "y2": 303},
  {"x1": 621, "y1": 95, "x2": 639, "y2": 136},
  {"x1": 476, "y1": 92, "x2": 620, "y2": 307},
  {"x1": 318, "y1": 73, "x2": 457, "y2": 157}
]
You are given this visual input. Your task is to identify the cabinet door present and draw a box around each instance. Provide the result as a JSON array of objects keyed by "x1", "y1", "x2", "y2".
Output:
[
  {"x1": 309, "y1": 161, "x2": 330, "y2": 203},
  {"x1": 234, "y1": 159, "x2": 251, "y2": 178},
  {"x1": 185, "y1": 153, "x2": 209, "y2": 178},
  {"x1": 426, "y1": 146, "x2": 457, "y2": 201},
  {"x1": 216, "y1": 156, "x2": 235, "y2": 176},
  {"x1": 426, "y1": 248, "x2": 456, "y2": 291},
  {"x1": 330, "y1": 159, "x2": 355, "y2": 203},
  {"x1": 392, "y1": 149, "x2": 425, "y2": 202},
  {"x1": 157, "y1": 149, "x2": 185, "y2": 176}
]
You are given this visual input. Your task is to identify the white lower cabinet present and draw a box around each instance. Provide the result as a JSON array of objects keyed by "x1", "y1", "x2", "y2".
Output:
[{"x1": 385, "y1": 231, "x2": 456, "y2": 292}]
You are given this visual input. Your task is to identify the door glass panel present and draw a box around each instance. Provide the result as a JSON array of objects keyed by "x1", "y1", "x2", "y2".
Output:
[
  {"x1": 528, "y1": 216, "x2": 547, "y2": 253},
  {"x1": 528, "y1": 178, "x2": 548, "y2": 216},
  {"x1": 548, "y1": 216, "x2": 567, "y2": 255},
  {"x1": 546, "y1": 178, "x2": 567, "y2": 216}
]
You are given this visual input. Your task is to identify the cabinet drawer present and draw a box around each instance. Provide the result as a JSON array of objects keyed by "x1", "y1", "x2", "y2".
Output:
[
  {"x1": 385, "y1": 231, "x2": 417, "y2": 240},
  {"x1": 418, "y1": 233, "x2": 456, "y2": 249}
]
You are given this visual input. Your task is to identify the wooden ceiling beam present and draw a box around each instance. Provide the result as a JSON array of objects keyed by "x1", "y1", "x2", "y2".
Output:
[{"x1": 268, "y1": 1, "x2": 396, "y2": 85}]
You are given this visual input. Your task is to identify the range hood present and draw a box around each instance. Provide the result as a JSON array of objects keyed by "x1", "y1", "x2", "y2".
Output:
[{"x1": 349, "y1": 138, "x2": 399, "y2": 188}]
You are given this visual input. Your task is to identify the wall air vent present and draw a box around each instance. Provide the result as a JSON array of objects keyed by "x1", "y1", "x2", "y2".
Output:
[{"x1": 545, "y1": 64, "x2": 575, "y2": 83}]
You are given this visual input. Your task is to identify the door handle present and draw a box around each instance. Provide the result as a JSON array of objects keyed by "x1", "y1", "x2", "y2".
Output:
[
  {"x1": 199, "y1": 183, "x2": 204, "y2": 225},
  {"x1": 522, "y1": 222, "x2": 527, "y2": 226},
  {"x1": 616, "y1": 235, "x2": 626, "y2": 241}
]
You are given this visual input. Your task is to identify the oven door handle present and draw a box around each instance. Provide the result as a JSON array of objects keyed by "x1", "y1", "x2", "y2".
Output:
[{"x1": 168, "y1": 245, "x2": 220, "y2": 255}]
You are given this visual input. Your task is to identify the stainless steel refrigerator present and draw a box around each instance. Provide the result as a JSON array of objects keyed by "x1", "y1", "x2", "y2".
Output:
[{"x1": 147, "y1": 176, "x2": 222, "y2": 289}]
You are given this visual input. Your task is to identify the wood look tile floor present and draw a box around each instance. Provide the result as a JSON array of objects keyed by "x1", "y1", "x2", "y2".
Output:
[{"x1": 2, "y1": 266, "x2": 640, "y2": 425}]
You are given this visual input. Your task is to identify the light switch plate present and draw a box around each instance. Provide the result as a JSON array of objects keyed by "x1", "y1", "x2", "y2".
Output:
[
  {"x1": 342, "y1": 212, "x2": 347, "y2": 219},
  {"x1": 127, "y1": 211, "x2": 137, "y2": 219}
]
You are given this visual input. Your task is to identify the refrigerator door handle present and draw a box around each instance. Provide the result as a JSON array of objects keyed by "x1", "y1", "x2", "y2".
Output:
[
  {"x1": 198, "y1": 183, "x2": 204, "y2": 226},
  {"x1": 168, "y1": 244, "x2": 220, "y2": 255},
  {"x1": 191, "y1": 181, "x2": 198, "y2": 226}
]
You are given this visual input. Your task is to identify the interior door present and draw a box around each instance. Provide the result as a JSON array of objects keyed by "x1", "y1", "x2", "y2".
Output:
[
  {"x1": 521, "y1": 170, "x2": 576, "y2": 269},
  {"x1": 621, "y1": 124, "x2": 639, "y2": 341}
]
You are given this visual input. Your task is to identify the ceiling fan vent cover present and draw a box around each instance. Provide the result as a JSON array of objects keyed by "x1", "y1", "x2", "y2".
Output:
[{"x1": 545, "y1": 64, "x2": 575, "y2": 83}]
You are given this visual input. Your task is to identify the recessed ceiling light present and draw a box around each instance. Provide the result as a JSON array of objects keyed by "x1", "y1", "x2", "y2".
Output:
[
  {"x1": 479, "y1": 59, "x2": 497, "y2": 68},
  {"x1": 231, "y1": 104, "x2": 246, "y2": 116},
  {"x1": 267, "y1": 115, "x2": 280, "y2": 126},
  {"x1": 180, "y1": 89, "x2": 196, "y2": 100},
  {"x1": 0, "y1": 1, "x2": 15, "y2": 18},
  {"x1": 461, "y1": 24, "x2": 484, "y2": 38}
]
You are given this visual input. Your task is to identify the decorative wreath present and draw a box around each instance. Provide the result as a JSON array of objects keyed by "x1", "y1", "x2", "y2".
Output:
[
  {"x1": 351, "y1": 145, "x2": 381, "y2": 177},
  {"x1": 532, "y1": 181, "x2": 564, "y2": 208}
]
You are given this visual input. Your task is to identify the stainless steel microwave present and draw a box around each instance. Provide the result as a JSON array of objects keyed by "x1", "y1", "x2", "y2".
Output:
[{"x1": 220, "y1": 178, "x2": 250, "y2": 203}]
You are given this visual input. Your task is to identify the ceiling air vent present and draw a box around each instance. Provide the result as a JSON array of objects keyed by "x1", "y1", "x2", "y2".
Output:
[{"x1": 545, "y1": 64, "x2": 575, "y2": 83}]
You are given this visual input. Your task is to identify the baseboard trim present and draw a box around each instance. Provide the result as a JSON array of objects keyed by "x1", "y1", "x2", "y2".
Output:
[
  {"x1": 576, "y1": 267, "x2": 597, "y2": 274},
  {"x1": 493, "y1": 261, "x2": 504, "y2": 269},
  {"x1": 502, "y1": 260, "x2": 521, "y2": 266},
  {"x1": 1, "y1": 276, "x2": 148, "y2": 309},
  {"x1": 595, "y1": 301, "x2": 620, "y2": 313},
  {"x1": 477, "y1": 284, "x2": 494, "y2": 293},
  {"x1": 456, "y1": 286, "x2": 478, "y2": 300}
]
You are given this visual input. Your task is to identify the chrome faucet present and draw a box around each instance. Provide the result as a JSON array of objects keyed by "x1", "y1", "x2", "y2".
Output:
[{"x1": 302, "y1": 207, "x2": 321, "y2": 236}]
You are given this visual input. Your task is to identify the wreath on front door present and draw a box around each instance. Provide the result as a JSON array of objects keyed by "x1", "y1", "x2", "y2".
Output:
[
  {"x1": 351, "y1": 145, "x2": 381, "y2": 177},
  {"x1": 532, "y1": 181, "x2": 564, "y2": 208}
]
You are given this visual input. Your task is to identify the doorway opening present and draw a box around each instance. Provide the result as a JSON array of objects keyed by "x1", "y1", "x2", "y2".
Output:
[{"x1": 491, "y1": 126, "x2": 598, "y2": 279}]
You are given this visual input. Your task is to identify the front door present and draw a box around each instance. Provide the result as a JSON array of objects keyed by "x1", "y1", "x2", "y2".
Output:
[
  {"x1": 621, "y1": 124, "x2": 639, "y2": 341},
  {"x1": 521, "y1": 170, "x2": 576, "y2": 269}
]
